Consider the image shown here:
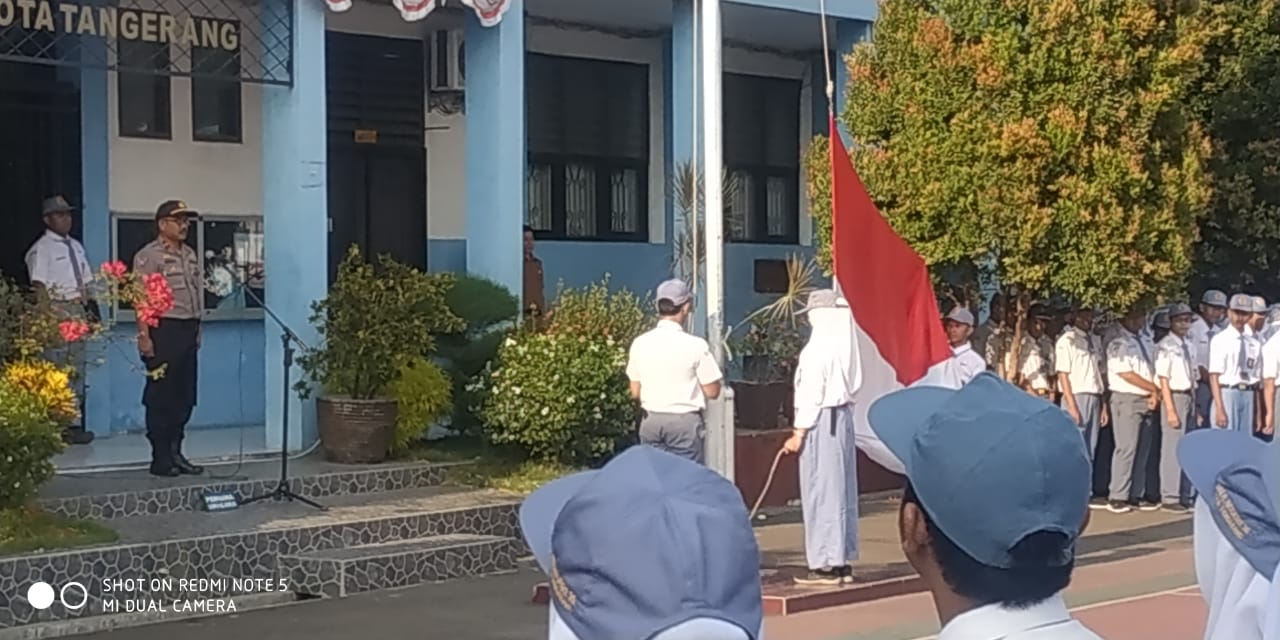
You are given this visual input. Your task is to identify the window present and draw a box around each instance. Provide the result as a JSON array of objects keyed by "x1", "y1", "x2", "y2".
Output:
[
  {"x1": 526, "y1": 53, "x2": 649, "y2": 241},
  {"x1": 724, "y1": 73, "x2": 801, "y2": 244},
  {"x1": 111, "y1": 213, "x2": 265, "y2": 321},
  {"x1": 117, "y1": 41, "x2": 171, "y2": 139},
  {"x1": 191, "y1": 42, "x2": 243, "y2": 142}
]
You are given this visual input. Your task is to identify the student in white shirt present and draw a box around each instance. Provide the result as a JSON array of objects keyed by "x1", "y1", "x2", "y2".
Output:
[
  {"x1": 868, "y1": 374, "x2": 1102, "y2": 640},
  {"x1": 1019, "y1": 304, "x2": 1054, "y2": 398},
  {"x1": 942, "y1": 307, "x2": 985, "y2": 385},
  {"x1": 626, "y1": 279, "x2": 723, "y2": 464},
  {"x1": 23, "y1": 195, "x2": 96, "y2": 446},
  {"x1": 1260, "y1": 319, "x2": 1280, "y2": 439},
  {"x1": 1105, "y1": 307, "x2": 1160, "y2": 514},
  {"x1": 1055, "y1": 306, "x2": 1107, "y2": 460},
  {"x1": 1209, "y1": 294, "x2": 1264, "y2": 433},
  {"x1": 1192, "y1": 290, "x2": 1229, "y2": 430},
  {"x1": 1154, "y1": 303, "x2": 1197, "y2": 513}
]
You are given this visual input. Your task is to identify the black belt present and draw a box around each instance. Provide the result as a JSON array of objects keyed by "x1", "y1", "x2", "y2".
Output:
[
  {"x1": 1221, "y1": 383, "x2": 1258, "y2": 391},
  {"x1": 1171, "y1": 390, "x2": 1192, "y2": 395}
]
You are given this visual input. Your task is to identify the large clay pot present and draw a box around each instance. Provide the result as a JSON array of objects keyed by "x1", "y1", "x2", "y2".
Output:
[{"x1": 316, "y1": 396, "x2": 397, "y2": 464}]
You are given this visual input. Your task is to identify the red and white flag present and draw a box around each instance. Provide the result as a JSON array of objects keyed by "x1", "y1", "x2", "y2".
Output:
[{"x1": 828, "y1": 115, "x2": 960, "y2": 475}]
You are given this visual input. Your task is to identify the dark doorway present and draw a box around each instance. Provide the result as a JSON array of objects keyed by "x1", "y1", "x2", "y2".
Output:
[
  {"x1": 0, "y1": 61, "x2": 82, "y2": 286},
  {"x1": 325, "y1": 32, "x2": 427, "y2": 282}
]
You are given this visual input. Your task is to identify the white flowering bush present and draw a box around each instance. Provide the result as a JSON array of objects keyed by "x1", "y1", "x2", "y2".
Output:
[{"x1": 471, "y1": 332, "x2": 638, "y2": 463}]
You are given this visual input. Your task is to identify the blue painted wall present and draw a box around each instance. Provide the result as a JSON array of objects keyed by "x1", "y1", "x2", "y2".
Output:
[{"x1": 98, "y1": 322, "x2": 265, "y2": 431}]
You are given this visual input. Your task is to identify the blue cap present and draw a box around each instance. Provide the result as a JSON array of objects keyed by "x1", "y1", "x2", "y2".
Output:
[
  {"x1": 796, "y1": 289, "x2": 845, "y2": 314},
  {"x1": 1230, "y1": 294, "x2": 1255, "y2": 313},
  {"x1": 867, "y1": 372, "x2": 1091, "y2": 568},
  {"x1": 1177, "y1": 430, "x2": 1280, "y2": 578},
  {"x1": 656, "y1": 279, "x2": 692, "y2": 306},
  {"x1": 945, "y1": 306, "x2": 975, "y2": 326},
  {"x1": 520, "y1": 446, "x2": 762, "y2": 640},
  {"x1": 1202, "y1": 289, "x2": 1228, "y2": 307}
]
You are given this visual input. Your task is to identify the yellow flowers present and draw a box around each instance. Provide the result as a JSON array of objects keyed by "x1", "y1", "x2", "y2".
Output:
[{"x1": 3, "y1": 360, "x2": 79, "y2": 424}]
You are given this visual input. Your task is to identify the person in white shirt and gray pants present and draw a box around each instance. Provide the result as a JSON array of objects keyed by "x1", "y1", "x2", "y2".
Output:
[
  {"x1": 1055, "y1": 305, "x2": 1107, "y2": 458},
  {"x1": 1154, "y1": 303, "x2": 1197, "y2": 512},
  {"x1": 1208, "y1": 294, "x2": 1264, "y2": 433},
  {"x1": 1105, "y1": 306, "x2": 1160, "y2": 514},
  {"x1": 626, "y1": 279, "x2": 723, "y2": 464}
]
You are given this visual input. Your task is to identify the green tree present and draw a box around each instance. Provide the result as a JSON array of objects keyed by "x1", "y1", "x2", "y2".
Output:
[
  {"x1": 1190, "y1": 0, "x2": 1280, "y2": 299},
  {"x1": 805, "y1": 0, "x2": 1213, "y2": 376}
]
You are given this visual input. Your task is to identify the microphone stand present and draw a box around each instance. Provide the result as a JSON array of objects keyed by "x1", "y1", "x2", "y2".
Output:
[{"x1": 229, "y1": 266, "x2": 326, "y2": 511}]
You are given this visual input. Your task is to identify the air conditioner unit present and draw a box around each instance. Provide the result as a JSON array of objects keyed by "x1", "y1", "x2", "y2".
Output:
[{"x1": 429, "y1": 28, "x2": 465, "y2": 92}]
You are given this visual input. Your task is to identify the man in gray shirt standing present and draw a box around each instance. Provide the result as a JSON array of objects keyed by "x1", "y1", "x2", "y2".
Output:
[{"x1": 133, "y1": 200, "x2": 205, "y2": 477}]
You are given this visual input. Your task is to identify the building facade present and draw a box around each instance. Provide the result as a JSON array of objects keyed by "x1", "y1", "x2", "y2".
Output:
[{"x1": 0, "y1": 0, "x2": 875, "y2": 466}]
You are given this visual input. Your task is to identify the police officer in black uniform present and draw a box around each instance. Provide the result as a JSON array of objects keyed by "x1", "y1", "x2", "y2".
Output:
[{"x1": 133, "y1": 200, "x2": 205, "y2": 477}]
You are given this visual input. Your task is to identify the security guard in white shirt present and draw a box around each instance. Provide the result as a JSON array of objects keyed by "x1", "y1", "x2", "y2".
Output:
[
  {"x1": 24, "y1": 195, "x2": 96, "y2": 445},
  {"x1": 1055, "y1": 305, "x2": 1107, "y2": 460},
  {"x1": 1192, "y1": 290, "x2": 1229, "y2": 429},
  {"x1": 1208, "y1": 294, "x2": 1264, "y2": 433},
  {"x1": 943, "y1": 307, "x2": 985, "y2": 385},
  {"x1": 625, "y1": 279, "x2": 723, "y2": 464},
  {"x1": 1105, "y1": 306, "x2": 1160, "y2": 514},
  {"x1": 1154, "y1": 303, "x2": 1197, "y2": 512}
]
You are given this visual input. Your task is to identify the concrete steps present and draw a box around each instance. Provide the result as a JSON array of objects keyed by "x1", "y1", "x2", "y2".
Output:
[
  {"x1": 281, "y1": 533, "x2": 524, "y2": 599},
  {"x1": 2, "y1": 485, "x2": 525, "y2": 633}
]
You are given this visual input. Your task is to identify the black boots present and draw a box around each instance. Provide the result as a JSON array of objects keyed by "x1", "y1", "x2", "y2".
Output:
[{"x1": 171, "y1": 438, "x2": 204, "y2": 475}]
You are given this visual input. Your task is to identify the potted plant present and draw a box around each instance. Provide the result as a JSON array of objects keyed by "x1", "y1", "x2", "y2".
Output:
[
  {"x1": 731, "y1": 315, "x2": 804, "y2": 430},
  {"x1": 297, "y1": 246, "x2": 463, "y2": 463}
]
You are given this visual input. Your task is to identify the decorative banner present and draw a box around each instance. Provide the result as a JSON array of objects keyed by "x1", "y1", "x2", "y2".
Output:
[
  {"x1": 391, "y1": 0, "x2": 437, "y2": 22},
  {"x1": 322, "y1": 0, "x2": 510, "y2": 26},
  {"x1": 459, "y1": 0, "x2": 511, "y2": 27}
]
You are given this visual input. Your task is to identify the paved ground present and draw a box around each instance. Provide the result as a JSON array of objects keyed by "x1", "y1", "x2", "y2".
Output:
[{"x1": 75, "y1": 534, "x2": 1203, "y2": 640}]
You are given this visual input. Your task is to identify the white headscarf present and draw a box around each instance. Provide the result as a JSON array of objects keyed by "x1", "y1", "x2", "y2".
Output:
[
  {"x1": 1194, "y1": 500, "x2": 1275, "y2": 640},
  {"x1": 792, "y1": 303, "x2": 861, "y2": 430}
]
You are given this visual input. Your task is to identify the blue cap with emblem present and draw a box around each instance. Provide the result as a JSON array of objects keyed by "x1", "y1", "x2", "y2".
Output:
[
  {"x1": 519, "y1": 446, "x2": 763, "y2": 640},
  {"x1": 1177, "y1": 430, "x2": 1280, "y2": 578},
  {"x1": 1202, "y1": 289, "x2": 1229, "y2": 308},
  {"x1": 868, "y1": 372, "x2": 1091, "y2": 568},
  {"x1": 1230, "y1": 294, "x2": 1256, "y2": 313}
]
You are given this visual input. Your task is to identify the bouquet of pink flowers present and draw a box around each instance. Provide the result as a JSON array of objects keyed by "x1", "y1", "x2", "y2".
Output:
[{"x1": 55, "y1": 261, "x2": 175, "y2": 344}]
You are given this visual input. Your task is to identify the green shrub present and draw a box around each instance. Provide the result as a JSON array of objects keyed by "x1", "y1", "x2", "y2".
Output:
[
  {"x1": 388, "y1": 356, "x2": 453, "y2": 455},
  {"x1": 0, "y1": 379, "x2": 64, "y2": 510},
  {"x1": 471, "y1": 331, "x2": 637, "y2": 464},
  {"x1": 545, "y1": 276, "x2": 651, "y2": 345},
  {"x1": 436, "y1": 275, "x2": 519, "y2": 434},
  {"x1": 297, "y1": 246, "x2": 464, "y2": 399}
]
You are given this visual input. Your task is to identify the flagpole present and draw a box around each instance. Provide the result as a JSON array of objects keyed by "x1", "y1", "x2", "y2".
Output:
[{"x1": 701, "y1": 0, "x2": 731, "y2": 480}]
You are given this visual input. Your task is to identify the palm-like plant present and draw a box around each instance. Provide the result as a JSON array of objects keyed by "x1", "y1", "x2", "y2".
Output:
[{"x1": 671, "y1": 161, "x2": 739, "y2": 288}]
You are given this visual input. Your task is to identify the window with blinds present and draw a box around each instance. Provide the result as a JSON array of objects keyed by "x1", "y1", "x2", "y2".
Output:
[
  {"x1": 526, "y1": 53, "x2": 649, "y2": 242},
  {"x1": 723, "y1": 72, "x2": 801, "y2": 245}
]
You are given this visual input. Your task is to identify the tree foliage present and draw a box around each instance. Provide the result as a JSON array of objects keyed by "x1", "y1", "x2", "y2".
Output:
[
  {"x1": 1190, "y1": 0, "x2": 1280, "y2": 299},
  {"x1": 806, "y1": 0, "x2": 1214, "y2": 318}
]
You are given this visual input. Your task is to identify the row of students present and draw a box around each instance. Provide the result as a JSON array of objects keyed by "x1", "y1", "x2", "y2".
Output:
[{"x1": 944, "y1": 289, "x2": 1277, "y2": 516}]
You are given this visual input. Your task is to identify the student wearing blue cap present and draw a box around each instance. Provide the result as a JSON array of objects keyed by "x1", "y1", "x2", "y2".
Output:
[
  {"x1": 1193, "y1": 290, "x2": 1230, "y2": 429},
  {"x1": 1154, "y1": 303, "x2": 1198, "y2": 512},
  {"x1": 519, "y1": 446, "x2": 764, "y2": 640},
  {"x1": 943, "y1": 306, "x2": 985, "y2": 385},
  {"x1": 1208, "y1": 294, "x2": 1264, "y2": 432},
  {"x1": 626, "y1": 279, "x2": 724, "y2": 463},
  {"x1": 868, "y1": 373, "x2": 1101, "y2": 639},
  {"x1": 1176, "y1": 430, "x2": 1280, "y2": 640}
]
